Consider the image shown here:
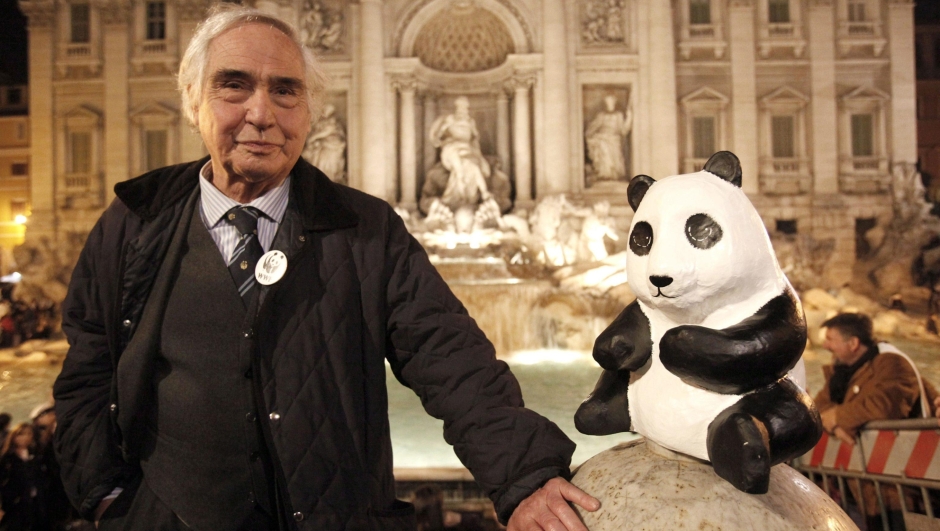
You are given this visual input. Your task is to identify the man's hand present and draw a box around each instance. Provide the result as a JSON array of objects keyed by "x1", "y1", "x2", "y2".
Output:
[
  {"x1": 507, "y1": 477, "x2": 600, "y2": 531},
  {"x1": 820, "y1": 407, "x2": 838, "y2": 433},
  {"x1": 833, "y1": 426, "x2": 855, "y2": 445}
]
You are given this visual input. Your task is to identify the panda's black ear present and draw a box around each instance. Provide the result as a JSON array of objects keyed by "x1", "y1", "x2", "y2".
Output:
[
  {"x1": 628, "y1": 175, "x2": 655, "y2": 212},
  {"x1": 703, "y1": 151, "x2": 742, "y2": 187}
]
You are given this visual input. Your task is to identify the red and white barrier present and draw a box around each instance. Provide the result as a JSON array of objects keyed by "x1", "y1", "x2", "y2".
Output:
[{"x1": 797, "y1": 429, "x2": 940, "y2": 480}]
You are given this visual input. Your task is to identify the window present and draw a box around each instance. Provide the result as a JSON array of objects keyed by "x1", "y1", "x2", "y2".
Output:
[
  {"x1": 15, "y1": 123, "x2": 25, "y2": 140},
  {"x1": 69, "y1": 132, "x2": 92, "y2": 173},
  {"x1": 70, "y1": 3, "x2": 90, "y2": 44},
  {"x1": 10, "y1": 200, "x2": 27, "y2": 218},
  {"x1": 10, "y1": 163, "x2": 27, "y2": 176},
  {"x1": 6, "y1": 88, "x2": 21, "y2": 106},
  {"x1": 144, "y1": 130, "x2": 167, "y2": 171},
  {"x1": 692, "y1": 117, "x2": 716, "y2": 159},
  {"x1": 146, "y1": 1, "x2": 166, "y2": 40},
  {"x1": 855, "y1": 217, "x2": 877, "y2": 258},
  {"x1": 776, "y1": 219, "x2": 797, "y2": 235},
  {"x1": 851, "y1": 114, "x2": 873, "y2": 157},
  {"x1": 690, "y1": 0, "x2": 711, "y2": 25},
  {"x1": 847, "y1": 0, "x2": 866, "y2": 22},
  {"x1": 769, "y1": 0, "x2": 790, "y2": 23},
  {"x1": 771, "y1": 116, "x2": 795, "y2": 158}
]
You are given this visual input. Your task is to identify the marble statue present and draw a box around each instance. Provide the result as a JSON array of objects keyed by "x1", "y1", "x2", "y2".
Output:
[
  {"x1": 585, "y1": 94, "x2": 632, "y2": 183},
  {"x1": 302, "y1": 104, "x2": 346, "y2": 184},
  {"x1": 576, "y1": 152, "x2": 822, "y2": 495},
  {"x1": 420, "y1": 96, "x2": 512, "y2": 219},
  {"x1": 428, "y1": 96, "x2": 493, "y2": 210},
  {"x1": 578, "y1": 201, "x2": 619, "y2": 262}
]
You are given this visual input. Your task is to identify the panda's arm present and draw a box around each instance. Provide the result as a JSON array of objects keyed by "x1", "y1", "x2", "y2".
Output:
[
  {"x1": 659, "y1": 291, "x2": 806, "y2": 395},
  {"x1": 592, "y1": 300, "x2": 653, "y2": 372}
]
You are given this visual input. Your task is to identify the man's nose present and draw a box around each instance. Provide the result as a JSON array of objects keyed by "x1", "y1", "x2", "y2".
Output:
[{"x1": 244, "y1": 91, "x2": 276, "y2": 129}]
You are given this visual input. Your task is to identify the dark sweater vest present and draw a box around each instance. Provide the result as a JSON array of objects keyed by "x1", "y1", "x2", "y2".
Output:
[{"x1": 139, "y1": 207, "x2": 272, "y2": 530}]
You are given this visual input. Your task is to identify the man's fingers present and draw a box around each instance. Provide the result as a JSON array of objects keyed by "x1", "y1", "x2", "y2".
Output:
[
  {"x1": 548, "y1": 499, "x2": 590, "y2": 531},
  {"x1": 555, "y1": 478, "x2": 601, "y2": 511}
]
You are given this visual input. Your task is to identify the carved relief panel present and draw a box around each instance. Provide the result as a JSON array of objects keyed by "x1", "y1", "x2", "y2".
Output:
[{"x1": 302, "y1": 92, "x2": 348, "y2": 184}]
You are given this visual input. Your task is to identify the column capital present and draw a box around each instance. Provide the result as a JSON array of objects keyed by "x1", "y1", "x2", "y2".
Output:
[
  {"x1": 505, "y1": 72, "x2": 536, "y2": 93},
  {"x1": 178, "y1": 0, "x2": 211, "y2": 22},
  {"x1": 94, "y1": 0, "x2": 131, "y2": 25},
  {"x1": 810, "y1": 0, "x2": 834, "y2": 7},
  {"x1": 390, "y1": 75, "x2": 419, "y2": 93},
  {"x1": 17, "y1": 0, "x2": 55, "y2": 27},
  {"x1": 728, "y1": 0, "x2": 755, "y2": 8}
]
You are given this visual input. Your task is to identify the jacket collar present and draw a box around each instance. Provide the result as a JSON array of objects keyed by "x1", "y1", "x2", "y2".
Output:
[{"x1": 114, "y1": 156, "x2": 358, "y2": 231}]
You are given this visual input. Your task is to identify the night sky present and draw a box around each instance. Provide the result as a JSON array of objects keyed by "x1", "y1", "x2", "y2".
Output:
[{"x1": 0, "y1": 0, "x2": 27, "y2": 84}]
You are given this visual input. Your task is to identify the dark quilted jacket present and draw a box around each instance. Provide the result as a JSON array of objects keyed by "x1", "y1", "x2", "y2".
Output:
[{"x1": 53, "y1": 157, "x2": 576, "y2": 530}]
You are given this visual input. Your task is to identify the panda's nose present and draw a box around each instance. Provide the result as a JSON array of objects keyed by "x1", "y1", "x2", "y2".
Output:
[{"x1": 649, "y1": 275, "x2": 673, "y2": 288}]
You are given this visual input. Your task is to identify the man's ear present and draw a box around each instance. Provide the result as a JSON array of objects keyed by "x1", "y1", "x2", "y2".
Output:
[{"x1": 848, "y1": 336, "x2": 861, "y2": 352}]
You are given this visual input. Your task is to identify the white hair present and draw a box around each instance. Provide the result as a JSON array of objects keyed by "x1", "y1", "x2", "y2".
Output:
[{"x1": 177, "y1": 3, "x2": 328, "y2": 127}]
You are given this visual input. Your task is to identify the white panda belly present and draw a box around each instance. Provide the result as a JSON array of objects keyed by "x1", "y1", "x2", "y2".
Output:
[{"x1": 628, "y1": 345, "x2": 742, "y2": 461}]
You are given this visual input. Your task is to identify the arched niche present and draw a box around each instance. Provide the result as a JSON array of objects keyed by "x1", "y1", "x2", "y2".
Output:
[{"x1": 396, "y1": 0, "x2": 533, "y2": 61}]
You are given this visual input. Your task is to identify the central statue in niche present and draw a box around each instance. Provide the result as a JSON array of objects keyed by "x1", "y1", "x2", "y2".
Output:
[{"x1": 420, "y1": 96, "x2": 512, "y2": 231}]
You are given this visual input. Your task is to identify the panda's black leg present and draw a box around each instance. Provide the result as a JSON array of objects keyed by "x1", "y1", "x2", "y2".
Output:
[
  {"x1": 707, "y1": 378, "x2": 822, "y2": 494},
  {"x1": 707, "y1": 407, "x2": 771, "y2": 494},
  {"x1": 574, "y1": 369, "x2": 632, "y2": 436}
]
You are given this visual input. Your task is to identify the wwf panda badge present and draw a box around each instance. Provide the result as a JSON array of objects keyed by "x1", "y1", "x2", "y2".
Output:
[{"x1": 574, "y1": 151, "x2": 823, "y2": 495}]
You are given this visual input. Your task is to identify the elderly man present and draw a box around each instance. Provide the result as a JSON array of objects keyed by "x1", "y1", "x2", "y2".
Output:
[
  {"x1": 814, "y1": 312, "x2": 938, "y2": 531},
  {"x1": 53, "y1": 6, "x2": 596, "y2": 531}
]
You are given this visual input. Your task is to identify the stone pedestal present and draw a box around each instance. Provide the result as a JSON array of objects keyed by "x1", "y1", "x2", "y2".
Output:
[{"x1": 571, "y1": 439, "x2": 858, "y2": 531}]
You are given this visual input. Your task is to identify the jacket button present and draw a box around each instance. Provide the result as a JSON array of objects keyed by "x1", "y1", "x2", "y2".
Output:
[
  {"x1": 246, "y1": 412, "x2": 256, "y2": 422},
  {"x1": 110, "y1": 403, "x2": 117, "y2": 413},
  {"x1": 298, "y1": 235, "x2": 306, "y2": 242},
  {"x1": 249, "y1": 451, "x2": 261, "y2": 461},
  {"x1": 243, "y1": 329, "x2": 254, "y2": 339},
  {"x1": 122, "y1": 319, "x2": 132, "y2": 328},
  {"x1": 244, "y1": 368, "x2": 253, "y2": 379},
  {"x1": 269, "y1": 412, "x2": 280, "y2": 421},
  {"x1": 293, "y1": 512, "x2": 304, "y2": 522}
]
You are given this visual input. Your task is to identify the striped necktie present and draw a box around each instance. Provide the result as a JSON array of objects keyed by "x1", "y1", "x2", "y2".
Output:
[{"x1": 225, "y1": 206, "x2": 264, "y2": 303}]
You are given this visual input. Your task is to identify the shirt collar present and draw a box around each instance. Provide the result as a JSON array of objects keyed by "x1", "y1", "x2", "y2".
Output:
[{"x1": 199, "y1": 161, "x2": 291, "y2": 227}]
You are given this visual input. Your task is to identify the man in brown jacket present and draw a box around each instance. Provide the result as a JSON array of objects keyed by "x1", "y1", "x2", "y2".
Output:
[{"x1": 813, "y1": 312, "x2": 938, "y2": 531}]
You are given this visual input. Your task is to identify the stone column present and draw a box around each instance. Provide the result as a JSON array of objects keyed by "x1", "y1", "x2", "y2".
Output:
[
  {"x1": 642, "y1": 0, "x2": 678, "y2": 177},
  {"x1": 422, "y1": 93, "x2": 438, "y2": 181},
  {"x1": 177, "y1": 0, "x2": 208, "y2": 162},
  {"x1": 807, "y1": 0, "x2": 851, "y2": 285},
  {"x1": 887, "y1": 0, "x2": 917, "y2": 163},
  {"x1": 496, "y1": 89, "x2": 511, "y2": 175},
  {"x1": 509, "y1": 75, "x2": 535, "y2": 206},
  {"x1": 808, "y1": 0, "x2": 839, "y2": 195},
  {"x1": 358, "y1": 0, "x2": 386, "y2": 199},
  {"x1": 541, "y1": 0, "x2": 571, "y2": 193},
  {"x1": 397, "y1": 78, "x2": 418, "y2": 207},
  {"x1": 100, "y1": 1, "x2": 131, "y2": 205},
  {"x1": 728, "y1": 0, "x2": 759, "y2": 195},
  {"x1": 18, "y1": 0, "x2": 56, "y2": 241}
]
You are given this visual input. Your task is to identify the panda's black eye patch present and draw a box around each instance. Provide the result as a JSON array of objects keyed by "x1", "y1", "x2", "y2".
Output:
[
  {"x1": 685, "y1": 213, "x2": 722, "y2": 249},
  {"x1": 630, "y1": 222, "x2": 653, "y2": 256}
]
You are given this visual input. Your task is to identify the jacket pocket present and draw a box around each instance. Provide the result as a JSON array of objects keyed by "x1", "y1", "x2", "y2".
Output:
[{"x1": 367, "y1": 499, "x2": 416, "y2": 531}]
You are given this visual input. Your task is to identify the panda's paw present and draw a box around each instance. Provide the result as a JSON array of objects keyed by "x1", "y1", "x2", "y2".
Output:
[
  {"x1": 574, "y1": 397, "x2": 632, "y2": 436},
  {"x1": 707, "y1": 412, "x2": 771, "y2": 494}
]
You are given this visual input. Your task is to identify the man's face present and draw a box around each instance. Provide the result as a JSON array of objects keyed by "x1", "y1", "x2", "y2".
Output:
[
  {"x1": 196, "y1": 23, "x2": 311, "y2": 187},
  {"x1": 823, "y1": 327, "x2": 860, "y2": 365}
]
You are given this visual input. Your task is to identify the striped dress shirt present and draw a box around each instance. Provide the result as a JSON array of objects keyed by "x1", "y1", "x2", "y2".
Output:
[{"x1": 198, "y1": 162, "x2": 291, "y2": 263}]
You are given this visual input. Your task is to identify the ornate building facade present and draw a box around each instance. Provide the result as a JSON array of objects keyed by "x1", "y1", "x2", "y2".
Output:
[{"x1": 16, "y1": 0, "x2": 917, "y2": 286}]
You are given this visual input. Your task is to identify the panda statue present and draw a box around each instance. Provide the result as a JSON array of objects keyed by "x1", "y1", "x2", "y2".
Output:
[{"x1": 574, "y1": 151, "x2": 822, "y2": 494}]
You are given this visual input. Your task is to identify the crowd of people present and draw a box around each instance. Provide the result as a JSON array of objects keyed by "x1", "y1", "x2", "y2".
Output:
[
  {"x1": 0, "y1": 402, "x2": 88, "y2": 531},
  {"x1": 0, "y1": 298, "x2": 56, "y2": 349}
]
